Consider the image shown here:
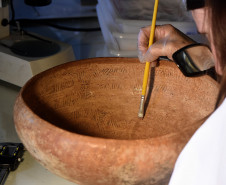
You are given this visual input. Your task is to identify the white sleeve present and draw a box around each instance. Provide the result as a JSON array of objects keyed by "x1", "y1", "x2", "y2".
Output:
[{"x1": 169, "y1": 98, "x2": 226, "y2": 185}]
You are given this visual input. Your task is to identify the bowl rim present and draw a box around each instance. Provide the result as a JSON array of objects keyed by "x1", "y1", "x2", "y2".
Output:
[{"x1": 14, "y1": 57, "x2": 218, "y2": 144}]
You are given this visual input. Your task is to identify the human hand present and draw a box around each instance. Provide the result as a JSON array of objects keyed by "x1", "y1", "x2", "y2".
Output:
[{"x1": 138, "y1": 24, "x2": 196, "y2": 63}]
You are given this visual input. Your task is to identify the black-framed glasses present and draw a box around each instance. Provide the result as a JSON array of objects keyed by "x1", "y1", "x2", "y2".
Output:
[
  {"x1": 172, "y1": 43, "x2": 214, "y2": 77},
  {"x1": 186, "y1": 0, "x2": 205, "y2": 10}
]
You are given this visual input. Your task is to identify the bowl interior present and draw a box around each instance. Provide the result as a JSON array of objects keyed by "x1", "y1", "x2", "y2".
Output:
[{"x1": 21, "y1": 58, "x2": 218, "y2": 140}]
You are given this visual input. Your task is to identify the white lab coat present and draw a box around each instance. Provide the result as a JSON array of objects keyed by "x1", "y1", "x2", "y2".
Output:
[{"x1": 169, "y1": 98, "x2": 226, "y2": 185}]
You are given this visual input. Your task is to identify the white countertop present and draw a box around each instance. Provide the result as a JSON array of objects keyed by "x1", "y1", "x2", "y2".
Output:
[
  {"x1": 0, "y1": 80, "x2": 21, "y2": 143},
  {"x1": 5, "y1": 152, "x2": 76, "y2": 185},
  {"x1": 0, "y1": 80, "x2": 77, "y2": 185}
]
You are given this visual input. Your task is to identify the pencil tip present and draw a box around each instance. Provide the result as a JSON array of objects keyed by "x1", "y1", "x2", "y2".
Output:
[{"x1": 138, "y1": 113, "x2": 144, "y2": 118}]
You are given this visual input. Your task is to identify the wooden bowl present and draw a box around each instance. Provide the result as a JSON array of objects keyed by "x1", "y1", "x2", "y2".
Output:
[{"x1": 14, "y1": 57, "x2": 218, "y2": 185}]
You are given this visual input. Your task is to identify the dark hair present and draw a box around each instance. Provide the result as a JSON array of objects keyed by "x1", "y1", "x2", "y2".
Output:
[{"x1": 206, "y1": 0, "x2": 226, "y2": 108}]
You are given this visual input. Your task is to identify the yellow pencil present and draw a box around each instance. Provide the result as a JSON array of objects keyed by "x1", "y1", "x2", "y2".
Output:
[{"x1": 138, "y1": 0, "x2": 159, "y2": 118}]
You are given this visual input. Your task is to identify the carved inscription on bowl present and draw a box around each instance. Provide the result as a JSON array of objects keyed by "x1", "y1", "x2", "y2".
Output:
[{"x1": 22, "y1": 58, "x2": 217, "y2": 139}]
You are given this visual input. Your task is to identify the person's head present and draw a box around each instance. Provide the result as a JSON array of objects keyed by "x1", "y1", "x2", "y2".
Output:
[{"x1": 186, "y1": 0, "x2": 226, "y2": 107}]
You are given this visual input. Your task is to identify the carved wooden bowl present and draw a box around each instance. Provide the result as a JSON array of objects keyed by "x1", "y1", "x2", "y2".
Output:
[{"x1": 14, "y1": 57, "x2": 218, "y2": 185}]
